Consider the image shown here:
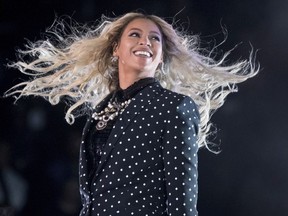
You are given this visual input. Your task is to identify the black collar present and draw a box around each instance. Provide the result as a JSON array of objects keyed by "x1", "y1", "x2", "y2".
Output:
[{"x1": 114, "y1": 77, "x2": 157, "y2": 102}]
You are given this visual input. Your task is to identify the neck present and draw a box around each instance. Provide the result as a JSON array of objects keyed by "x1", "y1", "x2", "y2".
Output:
[{"x1": 118, "y1": 72, "x2": 153, "y2": 90}]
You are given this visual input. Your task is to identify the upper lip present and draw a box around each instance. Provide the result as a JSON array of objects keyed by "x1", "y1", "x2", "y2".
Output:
[{"x1": 133, "y1": 49, "x2": 153, "y2": 57}]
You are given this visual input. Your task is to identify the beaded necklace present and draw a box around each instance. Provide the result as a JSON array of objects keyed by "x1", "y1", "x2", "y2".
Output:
[
  {"x1": 92, "y1": 98, "x2": 131, "y2": 130},
  {"x1": 91, "y1": 77, "x2": 157, "y2": 130}
]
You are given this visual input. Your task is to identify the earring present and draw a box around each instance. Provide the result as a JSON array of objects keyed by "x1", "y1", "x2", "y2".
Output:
[
  {"x1": 111, "y1": 56, "x2": 118, "y2": 63},
  {"x1": 158, "y1": 62, "x2": 166, "y2": 76}
]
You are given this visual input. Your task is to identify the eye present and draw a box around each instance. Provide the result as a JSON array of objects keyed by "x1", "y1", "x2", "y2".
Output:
[
  {"x1": 150, "y1": 35, "x2": 161, "y2": 42},
  {"x1": 129, "y1": 32, "x2": 140, "y2": 37}
]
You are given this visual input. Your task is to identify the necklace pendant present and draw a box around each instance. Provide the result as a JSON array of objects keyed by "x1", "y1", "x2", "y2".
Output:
[
  {"x1": 92, "y1": 98, "x2": 131, "y2": 130},
  {"x1": 96, "y1": 120, "x2": 107, "y2": 130}
]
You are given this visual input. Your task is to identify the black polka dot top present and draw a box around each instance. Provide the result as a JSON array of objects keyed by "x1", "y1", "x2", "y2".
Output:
[{"x1": 79, "y1": 79, "x2": 200, "y2": 216}]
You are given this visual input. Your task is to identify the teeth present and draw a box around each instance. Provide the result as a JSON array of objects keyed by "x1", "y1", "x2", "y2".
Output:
[{"x1": 134, "y1": 51, "x2": 151, "y2": 57}]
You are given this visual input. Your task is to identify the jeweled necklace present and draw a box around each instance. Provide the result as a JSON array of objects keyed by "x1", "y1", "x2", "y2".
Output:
[{"x1": 92, "y1": 98, "x2": 131, "y2": 130}]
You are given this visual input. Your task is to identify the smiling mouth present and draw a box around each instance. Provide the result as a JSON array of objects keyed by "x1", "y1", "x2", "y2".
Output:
[{"x1": 134, "y1": 51, "x2": 152, "y2": 57}]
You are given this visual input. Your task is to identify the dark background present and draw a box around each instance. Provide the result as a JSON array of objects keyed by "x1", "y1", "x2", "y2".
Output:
[{"x1": 1, "y1": 0, "x2": 287, "y2": 215}]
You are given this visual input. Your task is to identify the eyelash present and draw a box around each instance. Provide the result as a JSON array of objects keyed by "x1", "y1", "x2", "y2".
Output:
[
  {"x1": 151, "y1": 36, "x2": 160, "y2": 41},
  {"x1": 129, "y1": 32, "x2": 160, "y2": 41},
  {"x1": 129, "y1": 32, "x2": 140, "y2": 37}
]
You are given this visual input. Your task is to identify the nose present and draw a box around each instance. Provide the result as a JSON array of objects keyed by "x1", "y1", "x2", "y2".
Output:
[{"x1": 138, "y1": 36, "x2": 151, "y2": 46}]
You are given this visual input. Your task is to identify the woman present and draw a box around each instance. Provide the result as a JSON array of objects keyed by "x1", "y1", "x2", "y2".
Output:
[{"x1": 5, "y1": 12, "x2": 258, "y2": 215}]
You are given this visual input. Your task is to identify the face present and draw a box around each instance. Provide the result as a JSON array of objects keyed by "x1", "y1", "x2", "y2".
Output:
[{"x1": 114, "y1": 18, "x2": 163, "y2": 78}]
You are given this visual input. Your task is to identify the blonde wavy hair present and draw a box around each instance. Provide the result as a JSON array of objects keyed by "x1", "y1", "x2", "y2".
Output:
[{"x1": 5, "y1": 12, "x2": 259, "y2": 149}]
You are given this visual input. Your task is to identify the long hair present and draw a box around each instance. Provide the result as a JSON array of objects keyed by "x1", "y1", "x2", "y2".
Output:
[{"x1": 4, "y1": 12, "x2": 259, "y2": 149}]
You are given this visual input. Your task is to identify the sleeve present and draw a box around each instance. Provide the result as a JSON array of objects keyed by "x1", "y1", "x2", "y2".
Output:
[{"x1": 162, "y1": 96, "x2": 200, "y2": 216}]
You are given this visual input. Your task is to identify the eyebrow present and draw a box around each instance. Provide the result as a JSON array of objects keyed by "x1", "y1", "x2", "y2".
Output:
[{"x1": 128, "y1": 27, "x2": 161, "y2": 36}]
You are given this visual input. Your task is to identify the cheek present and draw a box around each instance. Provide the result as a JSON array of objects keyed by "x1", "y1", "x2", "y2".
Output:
[
  {"x1": 156, "y1": 47, "x2": 163, "y2": 61},
  {"x1": 120, "y1": 43, "x2": 134, "y2": 56}
]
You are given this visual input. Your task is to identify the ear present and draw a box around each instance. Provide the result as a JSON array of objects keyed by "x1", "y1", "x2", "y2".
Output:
[
  {"x1": 112, "y1": 42, "x2": 119, "y2": 57},
  {"x1": 160, "y1": 54, "x2": 164, "y2": 63}
]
